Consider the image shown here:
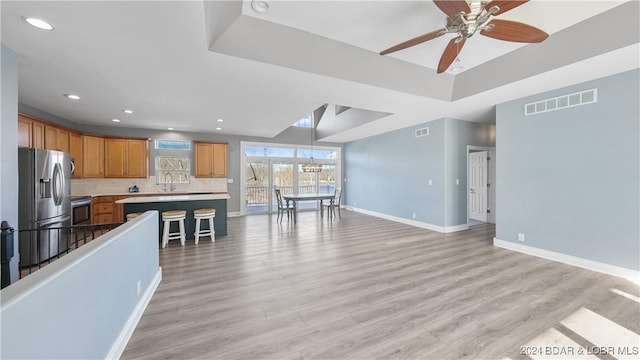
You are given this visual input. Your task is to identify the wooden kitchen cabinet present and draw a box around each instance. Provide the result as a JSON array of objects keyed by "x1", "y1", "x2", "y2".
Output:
[
  {"x1": 17, "y1": 113, "x2": 45, "y2": 148},
  {"x1": 104, "y1": 137, "x2": 148, "y2": 178},
  {"x1": 45, "y1": 125, "x2": 70, "y2": 152},
  {"x1": 18, "y1": 115, "x2": 32, "y2": 148},
  {"x1": 18, "y1": 113, "x2": 72, "y2": 151},
  {"x1": 32, "y1": 121, "x2": 45, "y2": 149},
  {"x1": 194, "y1": 141, "x2": 227, "y2": 178},
  {"x1": 82, "y1": 135, "x2": 105, "y2": 178},
  {"x1": 69, "y1": 132, "x2": 83, "y2": 178},
  {"x1": 92, "y1": 195, "x2": 128, "y2": 223}
]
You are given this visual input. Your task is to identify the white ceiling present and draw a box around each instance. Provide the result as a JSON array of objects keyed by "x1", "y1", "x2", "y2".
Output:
[{"x1": 1, "y1": 1, "x2": 638, "y2": 143}]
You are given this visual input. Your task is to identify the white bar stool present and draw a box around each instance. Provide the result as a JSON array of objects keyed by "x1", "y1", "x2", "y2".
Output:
[
  {"x1": 193, "y1": 208, "x2": 215, "y2": 244},
  {"x1": 161, "y1": 210, "x2": 186, "y2": 248},
  {"x1": 126, "y1": 212, "x2": 143, "y2": 221}
]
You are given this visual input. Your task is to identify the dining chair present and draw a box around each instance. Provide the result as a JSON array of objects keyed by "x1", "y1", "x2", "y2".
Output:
[
  {"x1": 274, "y1": 186, "x2": 294, "y2": 222},
  {"x1": 326, "y1": 187, "x2": 342, "y2": 219}
]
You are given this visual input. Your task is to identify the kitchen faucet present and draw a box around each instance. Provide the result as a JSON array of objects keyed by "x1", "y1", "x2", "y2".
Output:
[
  {"x1": 170, "y1": 174, "x2": 176, "y2": 192},
  {"x1": 163, "y1": 173, "x2": 176, "y2": 192}
]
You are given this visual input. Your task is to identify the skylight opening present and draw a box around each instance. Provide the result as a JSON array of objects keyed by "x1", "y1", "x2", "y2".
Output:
[{"x1": 292, "y1": 113, "x2": 313, "y2": 128}]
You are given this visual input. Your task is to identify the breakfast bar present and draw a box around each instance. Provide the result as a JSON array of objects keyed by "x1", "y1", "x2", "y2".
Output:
[{"x1": 116, "y1": 193, "x2": 231, "y2": 241}]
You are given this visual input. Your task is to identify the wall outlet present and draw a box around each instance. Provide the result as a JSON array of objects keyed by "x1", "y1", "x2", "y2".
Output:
[
  {"x1": 456, "y1": 178, "x2": 460, "y2": 185},
  {"x1": 137, "y1": 280, "x2": 141, "y2": 296},
  {"x1": 412, "y1": 212, "x2": 416, "y2": 219},
  {"x1": 428, "y1": 179, "x2": 433, "y2": 186},
  {"x1": 518, "y1": 233, "x2": 525, "y2": 242},
  {"x1": 227, "y1": 178, "x2": 234, "y2": 183}
]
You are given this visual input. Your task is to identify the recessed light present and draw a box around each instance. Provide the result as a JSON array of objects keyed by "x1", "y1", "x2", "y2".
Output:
[
  {"x1": 216, "y1": 127, "x2": 222, "y2": 131},
  {"x1": 23, "y1": 17, "x2": 54, "y2": 30},
  {"x1": 216, "y1": 119, "x2": 224, "y2": 122},
  {"x1": 167, "y1": 127, "x2": 174, "y2": 131},
  {"x1": 123, "y1": 109, "x2": 133, "y2": 114},
  {"x1": 251, "y1": 0, "x2": 269, "y2": 14},
  {"x1": 64, "y1": 94, "x2": 81, "y2": 100},
  {"x1": 112, "y1": 119, "x2": 121, "y2": 123}
]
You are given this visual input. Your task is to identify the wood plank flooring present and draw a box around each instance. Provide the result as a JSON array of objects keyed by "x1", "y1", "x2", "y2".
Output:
[{"x1": 122, "y1": 211, "x2": 640, "y2": 360}]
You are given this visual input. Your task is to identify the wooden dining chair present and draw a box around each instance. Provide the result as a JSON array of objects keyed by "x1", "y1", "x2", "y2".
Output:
[
  {"x1": 274, "y1": 186, "x2": 294, "y2": 222},
  {"x1": 326, "y1": 187, "x2": 342, "y2": 219}
]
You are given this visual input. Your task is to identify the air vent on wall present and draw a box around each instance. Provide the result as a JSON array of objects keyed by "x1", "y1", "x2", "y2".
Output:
[
  {"x1": 415, "y1": 127, "x2": 430, "y2": 137},
  {"x1": 524, "y1": 88, "x2": 597, "y2": 116}
]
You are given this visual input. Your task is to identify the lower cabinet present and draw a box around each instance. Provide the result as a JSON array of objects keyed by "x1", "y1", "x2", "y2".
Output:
[{"x1": 91, "y1": 196, "x2": 126, "y2": 224}]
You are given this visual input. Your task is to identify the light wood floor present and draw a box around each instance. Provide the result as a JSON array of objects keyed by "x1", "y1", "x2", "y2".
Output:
[{"x1": 122, "y1": 211, "x2": 640, "y2": 360}]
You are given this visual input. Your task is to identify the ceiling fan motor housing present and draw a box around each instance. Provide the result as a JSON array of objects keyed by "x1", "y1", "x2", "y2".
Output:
[{"x1": 446, "y1": 3, "x2": 500, "y2": 39}]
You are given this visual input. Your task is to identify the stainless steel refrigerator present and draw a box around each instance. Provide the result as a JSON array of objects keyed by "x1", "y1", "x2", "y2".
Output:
[{"x1": 18, "y1": 148, "x2": 72, "y2": 266}]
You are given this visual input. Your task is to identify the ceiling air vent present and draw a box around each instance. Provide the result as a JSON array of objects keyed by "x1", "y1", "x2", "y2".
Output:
[
  {"x1": 524, "y1": 88, "x2": 597, "y2": 116},
  {"x1": 415, "y1": 127, "x2": 430, "y2": 137}
]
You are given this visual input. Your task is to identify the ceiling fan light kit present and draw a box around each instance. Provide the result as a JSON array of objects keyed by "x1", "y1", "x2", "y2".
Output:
[{"x1": 380, "y1": 0, "x2": 549, "y2": 74}]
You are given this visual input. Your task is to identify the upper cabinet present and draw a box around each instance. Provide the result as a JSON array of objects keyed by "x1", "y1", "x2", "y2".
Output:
[
  {"x1": 17, "y1": 115, "x2": 32, "y2": 148},
  {"x1": 45, "y1": 125, "x2": 69, "y2": 152},
  {"x1": 82, "y1": 135, "x2": 105, "y2": 178},
  {"x1": 18, "y1": 113, "x2": 45, "y2": 149},
  {"x1": 104, "y1": 138, "x2": 148, "y2": 178},
  {"x1": 69, "y1": 132, "x2": 82, "y2": 179},
  {"x1": 17, "y1": 113, "x2": 149, "y2": 180},
  {"x1": 194, "y1": 141, "x2": 227, "y2": 178}
]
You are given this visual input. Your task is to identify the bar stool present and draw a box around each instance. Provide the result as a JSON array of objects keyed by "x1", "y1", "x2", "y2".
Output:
[
  {"x1": 126, "y1": 212, "x2": 143, "y2": 221},
  {"x1": 193, "y1": 208, "x2": 215, "y2": 244},
  {"x1": 161, "y1": 210, "x2": 186, "y2": 248}
]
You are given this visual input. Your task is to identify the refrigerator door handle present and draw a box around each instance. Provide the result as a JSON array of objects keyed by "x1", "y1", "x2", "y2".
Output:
[{"x1": 52, "y1": 163, "x2": 64, "y2": 206}]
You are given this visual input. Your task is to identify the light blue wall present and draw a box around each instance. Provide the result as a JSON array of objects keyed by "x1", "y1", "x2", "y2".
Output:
[
  {"x1": 1, "y1": 212, "x2": 161, "y2": 359},
  {"x1": 344, "y1": 118, "x2": 494, "y2": 228},
  {"x1": 496, "y1": 69, "x2": 639, "y2": 271},
  {"x1": 1, "y1": 44, "x2": 20, "y2": 282},
  {"x1": 345, "y1": 119, "x2": 446, "y2": 225},
  {"x1": 445, "y1": 119, "x2": 495, "y2": 226}
]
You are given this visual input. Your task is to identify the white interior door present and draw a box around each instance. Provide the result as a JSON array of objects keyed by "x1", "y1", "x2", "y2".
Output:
[{"x1": 469, "y1": 151, "x2": 488, "y2": 222}]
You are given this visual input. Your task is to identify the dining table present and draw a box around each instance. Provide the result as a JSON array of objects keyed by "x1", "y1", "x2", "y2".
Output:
[{"x1": 282, "y1": 192, "x2": 335, "y2": 223}]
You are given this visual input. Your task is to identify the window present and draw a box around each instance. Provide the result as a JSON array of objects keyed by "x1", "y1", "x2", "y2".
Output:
[
  {"x1": 292, "y1": 113, "x2": 313, "y2": 128},
  {"x1": 154, "y1": 139, "x2": 191, "y2": 150},
  {"x1": 245, "y1": 146, "x2": 295, "y2": 157},
  {"x1": 297, "y1": 149, "x2": 337, "y2": 160},
  {"x1": 156, "y1": 156, "x2": 190, "y2": 184},
  {"x1": 241, "y1": 141, "x2": 341, "y2": 214}
]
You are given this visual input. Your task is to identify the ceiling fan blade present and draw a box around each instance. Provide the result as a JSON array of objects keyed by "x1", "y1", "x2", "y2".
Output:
[
  {"x1": 433, "y1": 0, "x2": 470, "y2": 17},
  {"x1": 380, "y1": 28, "x2": 446, "y2": 55},
  {"x1": 480, "y1": 19, "x2": 549, "y2": 43},
  {"x1": 484, "y1": 1, "x2": 529, "y2": 16},
  {"x1": 437, "y1": 37, "x2": 465, "y2": 74}
]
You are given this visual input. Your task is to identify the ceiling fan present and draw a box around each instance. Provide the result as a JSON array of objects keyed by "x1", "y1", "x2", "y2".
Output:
[{"x1": 379, "y1": 0, "x2": 549, "y2": 73}]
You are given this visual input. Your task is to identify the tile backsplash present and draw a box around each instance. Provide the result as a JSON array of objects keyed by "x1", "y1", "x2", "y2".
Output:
[{"x1": 71, "y1": 176, "x2": 228, "y2": 196}]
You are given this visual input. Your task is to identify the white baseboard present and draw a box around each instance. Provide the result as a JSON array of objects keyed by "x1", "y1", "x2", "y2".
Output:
[
  {"x1": 106, "y1": 267, "x2": 162, "y2": 359},
  {"x1": 350, "y1": 207, "x2": 468, "y2": 234},
  {"x1": 493, "y1": 238, "x2": 640, "y2": 283}
]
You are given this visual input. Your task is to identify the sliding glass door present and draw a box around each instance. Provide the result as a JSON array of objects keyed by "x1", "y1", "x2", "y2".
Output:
[
  {"x1": 245, "y1": 161, "x2": 269, "y2": 212},
  {"x1": 271, "y1": 162, "x2": 294, "y2": 211},
  {"x1": 241, "y1": 142, "x2": 341, "y2": 214}
]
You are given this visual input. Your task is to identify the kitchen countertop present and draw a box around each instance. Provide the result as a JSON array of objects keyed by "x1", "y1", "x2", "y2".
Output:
[
  {"x1": 115, "y1": 193, "x2": 231, "y2": 204},
  {"x1": 72, "y1": 191, "x2": 228, "y2": 197}
]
